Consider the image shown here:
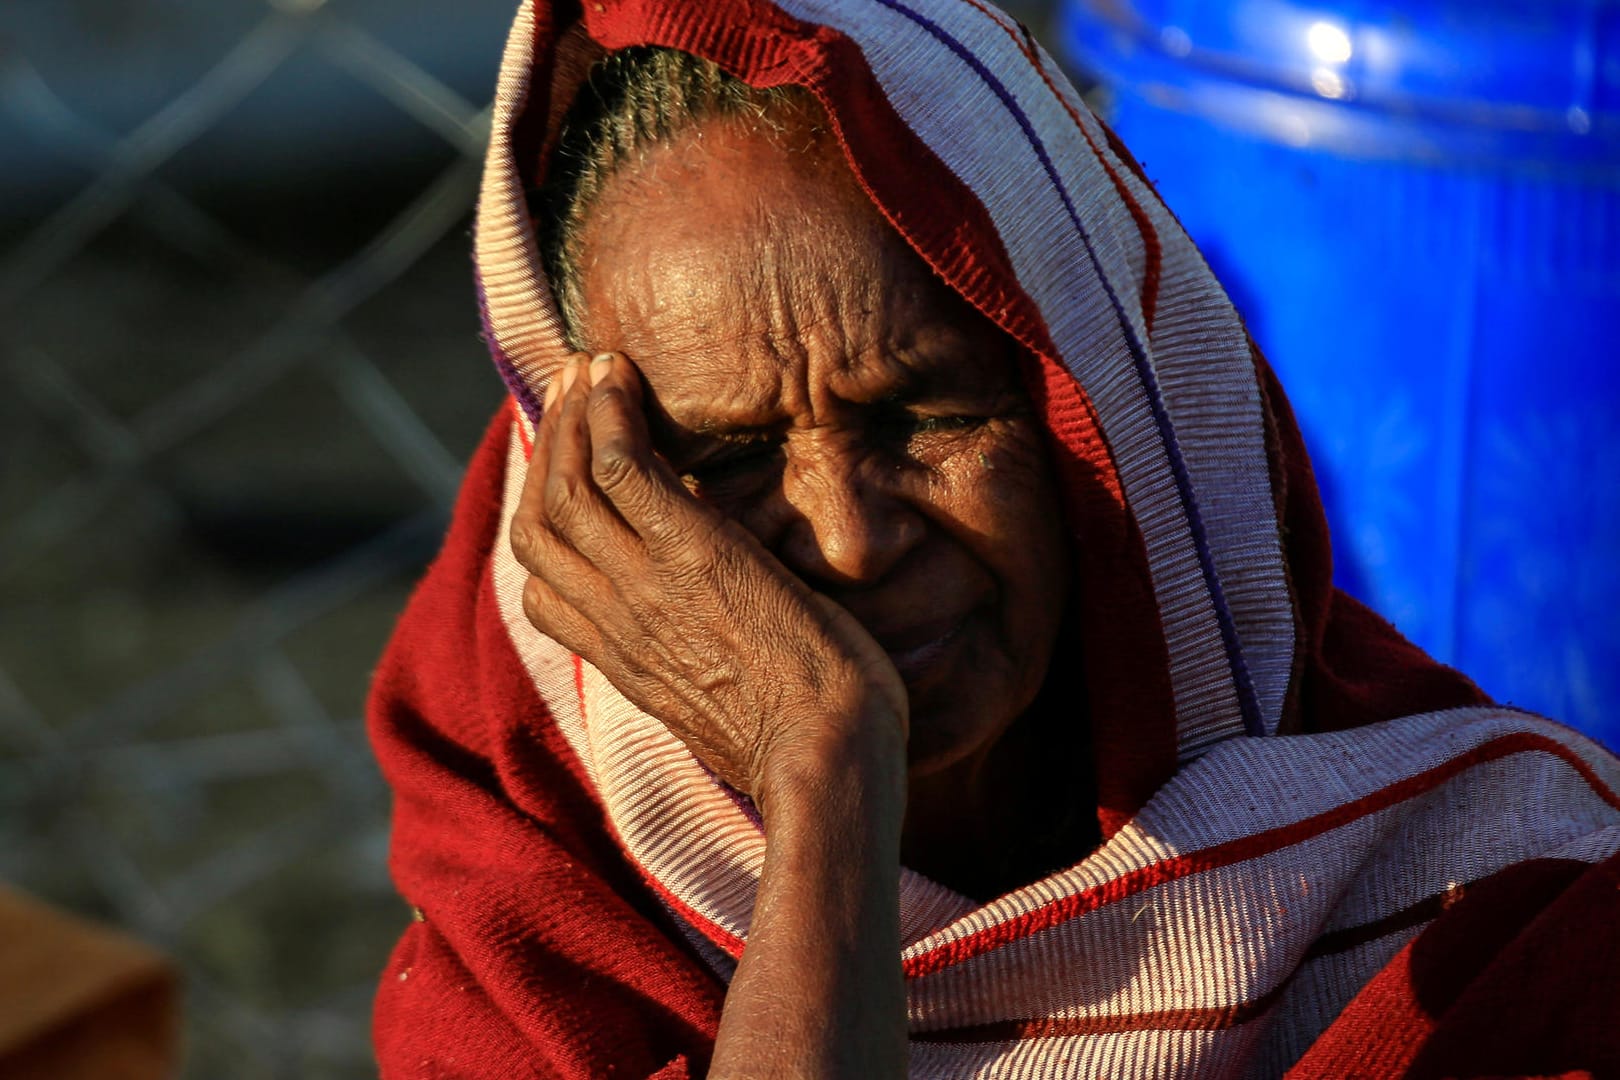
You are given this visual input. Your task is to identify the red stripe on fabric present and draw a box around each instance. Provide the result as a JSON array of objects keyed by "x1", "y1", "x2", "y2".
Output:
[
  {"x1": 904, "y1": 730, "x2": 1620, "y2": 978},
  {"x1": 514, "y1": 396, "x2": 534, "y2": 456},
  {"x1": 944, "y1": 0, "x2": 1163, "y2": 335},
  {"x1": 573, "y1": 650, "x2": 586, "y2": 716},
  {"x1": 572, "y1": 653, "x2": 748, "y2": 962},
  {"x1": 1013, "y1": 23, "x2": 1162, "y2": 337},
  {"x1": 641, "y1": 869, "x2": 748, "y2": 962},
  {"x1": 921, "y1": 851, "x2": 1607, "y2": 1044},
  {"x1": 915, "y1": 982, "x2": 1284, "y2": 1042},
  {"x1": 1099, "y1": 116, "x2": 1154, "y2": 198}
]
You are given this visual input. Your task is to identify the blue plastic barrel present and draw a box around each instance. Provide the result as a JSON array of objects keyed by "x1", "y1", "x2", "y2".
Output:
[{"x1": 1058, "y1": 0, "x2": 1620, "y2": 747}]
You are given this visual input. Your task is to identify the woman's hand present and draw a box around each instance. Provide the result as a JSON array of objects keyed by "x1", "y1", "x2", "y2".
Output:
[
  {"x1": 514, "y1": 351, "x2": 910, "y2": 1078},
  {"x1": 509, "y1": 351, "x2": 908, "y2": 806}
]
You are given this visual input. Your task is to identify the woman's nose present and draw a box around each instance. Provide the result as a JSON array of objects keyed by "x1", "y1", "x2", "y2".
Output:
[{"x1": 770, "y1": 441, "x2": 925, "y2": 588}]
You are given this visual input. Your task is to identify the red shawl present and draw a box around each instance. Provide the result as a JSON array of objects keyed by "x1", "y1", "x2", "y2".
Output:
[{"x1": 370, "y1": 0, "x2": 1620, "y2": 1075}]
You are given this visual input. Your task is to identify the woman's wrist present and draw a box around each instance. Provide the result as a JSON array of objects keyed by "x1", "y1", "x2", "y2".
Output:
[
  {"x1": 753, "y1": 697, "x2": 907, "y2": 837},
  {"x1": 711, "y1": 698, "x2": 909, "y2": 1080}
]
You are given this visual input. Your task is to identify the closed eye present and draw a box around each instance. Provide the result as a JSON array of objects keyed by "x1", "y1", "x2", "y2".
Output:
[
  {"x1": 875, "y1": 405, "x2": 988, "y2": 442},
  {"x1": 680, "y1": 440, "x2": 784, "y2": 489},
  {"x1": 909, "y1": 414, "x2": 986, "y2": 434}
]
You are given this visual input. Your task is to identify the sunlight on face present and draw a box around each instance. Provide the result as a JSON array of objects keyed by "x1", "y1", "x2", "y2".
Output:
[{"x1": 575, "y1": 110, "x2": 1072, "y2": 777}]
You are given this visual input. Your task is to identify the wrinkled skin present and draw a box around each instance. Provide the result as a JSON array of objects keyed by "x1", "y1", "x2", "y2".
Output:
[
  {"x1": 511, "y1": 105, "x2": 1072, "y2": 855},
  {"x1": 508, "y1": 100, "x2": 1078, "y2": 1080},
  {"x1": 513, "y1": 348, "x2": 910, "y2": 801}
]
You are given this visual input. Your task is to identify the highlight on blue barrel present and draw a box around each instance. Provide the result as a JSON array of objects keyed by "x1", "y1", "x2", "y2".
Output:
[{"x1": 1058, "y1": 0, "x2": 1619, "y2": 748}]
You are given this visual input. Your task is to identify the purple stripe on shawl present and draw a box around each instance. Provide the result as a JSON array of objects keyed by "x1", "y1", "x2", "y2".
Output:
[
  {"x1": 473, "y1": 250, "x2": 547, "y2": 425},
  {"x1": 869, "y1": 0, "x2": 1265, "y2": 739},
  {"x1": 722, "y1": 780, "x2": 767, "y2": 831},
  {"x1": 690, "y1": 756, "x2": 767, "y2": 832}
]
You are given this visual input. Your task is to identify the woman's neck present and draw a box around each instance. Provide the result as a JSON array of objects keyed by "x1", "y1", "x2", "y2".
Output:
[{"x1": 900, "y1": 688, "x2": 1099, "y2": 903}]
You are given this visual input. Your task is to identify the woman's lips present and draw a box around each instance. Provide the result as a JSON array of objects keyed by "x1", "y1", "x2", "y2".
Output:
[{"x1": 880, "y1": 618, "x2": 967, "y2": 683}]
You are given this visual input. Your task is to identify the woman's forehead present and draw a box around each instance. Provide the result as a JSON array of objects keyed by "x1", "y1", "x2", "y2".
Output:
[
  {"x1": 572, "y1": 117, "x2": 1014, "y2": 416},
  {"x1": 574, "y1": 121, "x2": 896, "y2": 324},
  {"x1": 643, "y1": 321, "x2": 1014, "y2": 427}
]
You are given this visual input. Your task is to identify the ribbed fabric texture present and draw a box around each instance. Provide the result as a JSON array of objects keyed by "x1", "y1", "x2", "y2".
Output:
[{"x1": 369, "y1": 0, "x2": 1620, "y2": 1075}]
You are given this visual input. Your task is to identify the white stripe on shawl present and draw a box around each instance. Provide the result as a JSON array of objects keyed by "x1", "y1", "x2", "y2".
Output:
[
  {"x1": 1016, "y1": 11, "x2": 1295, "y2": 746},
  {"x1": 899, "y1": 716, "x2": 1620, "y2": 1022},
  {"x1": 476, "y1": 0, "x2": 573, "y2": 407}
]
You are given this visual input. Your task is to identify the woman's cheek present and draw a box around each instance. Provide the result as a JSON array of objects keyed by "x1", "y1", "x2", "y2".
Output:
[{"x1": 945, "y1": 421, "x2": 1054, "y2": 505}]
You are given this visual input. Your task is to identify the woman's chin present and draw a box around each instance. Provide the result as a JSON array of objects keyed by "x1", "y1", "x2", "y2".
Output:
[
  {"x1": 901, "y1": 691, "x2": 1016, "y2": 780},
  {"x1": 901, "y1": 648, "x2": 1057, "y2": 784}
]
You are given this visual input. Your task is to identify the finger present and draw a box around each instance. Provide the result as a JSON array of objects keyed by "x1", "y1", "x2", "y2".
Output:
[
  {"x1": 511, "y1": 354, "x2": 589, "y2": 574},
  {"x1": 585, "y1": 351, "x2": 659, "y2": 500},
  {"x1": 520, "y1": 571, "x2": 604, "y2": 659},
  {"x1": 548, "y1": 351, "x2": 595, "y2": 487},
  {"x1": 585, "y1": 352, "x2": 719, "y2": 553},
  {"x1": 542, "y1": 352, "x2": 641, "y2": 559},
  {"x1": 536, "y1": 352, "x2": 587, "y2": 461}
]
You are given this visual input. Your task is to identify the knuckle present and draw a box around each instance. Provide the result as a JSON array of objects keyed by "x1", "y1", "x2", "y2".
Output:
[
  {"x1": 542, "y1": 473, "x2": 589, "y2": 523},
  {"x1": 591, "y1": 439, "x2": 638, "y2": 491},
  {"x1": 710, "y1": 540, "x2": 750, "y2": 583},
  {"x1": 627, "y1": 595, "x2": 672, "y2": 639},
  {"x1": 520, "y1": 576, "x2": 554, "y2": 632},
  {"x1": 509, "y1": 516, "x2": 550, "y2": 568},
  {"x1": 645, "y1": 509, "x2": 713, "y2": 561},
  {"x1": 523, "y1": 577, "x2": 591, "y2": 656}
]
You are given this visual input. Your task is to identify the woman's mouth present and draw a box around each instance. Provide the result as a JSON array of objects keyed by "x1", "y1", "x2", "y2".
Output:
[{"x1": 881, "y1": 618, "x2": 967, "y2": 684}]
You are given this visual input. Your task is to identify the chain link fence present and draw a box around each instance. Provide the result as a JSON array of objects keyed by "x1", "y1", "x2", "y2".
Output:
[{"x1": 1, "y1": 1, "x2": 517, "y2": 1075}]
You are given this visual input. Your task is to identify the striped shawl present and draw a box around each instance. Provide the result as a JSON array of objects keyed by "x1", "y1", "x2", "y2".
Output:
[{"x1": 368, "y1": 0, "x2": 1620, "y2": 1076}]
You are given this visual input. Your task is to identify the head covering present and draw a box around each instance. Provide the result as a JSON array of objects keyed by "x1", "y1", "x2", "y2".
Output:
[{"x1": 369, "y1": 1, "x2": 1620, "y2": 1076}]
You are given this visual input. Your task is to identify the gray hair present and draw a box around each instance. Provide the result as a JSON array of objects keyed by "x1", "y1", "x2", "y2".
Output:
[{"x1": 533, "y1": 46, "x2": 813, "y2": 347}]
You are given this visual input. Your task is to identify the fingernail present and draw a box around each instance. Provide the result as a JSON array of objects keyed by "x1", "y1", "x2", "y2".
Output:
[
  {"x1": 590, "y1": 352, "x2": 613, "y2": 382},
  {"x1": 560, "y1": 358, "x2": 580, "y2": 396},
  {"x1": 543, "y1": 373, "x2": 561, "y2": 409}
]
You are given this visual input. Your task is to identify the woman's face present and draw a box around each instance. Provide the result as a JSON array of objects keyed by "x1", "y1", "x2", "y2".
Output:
[{"x1": 573, "y1": 109, "x2": 1072, "y2": 778}]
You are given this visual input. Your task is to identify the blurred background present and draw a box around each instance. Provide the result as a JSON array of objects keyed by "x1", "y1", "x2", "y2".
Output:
[
  {"x1": 2, "y1": 1, "x2": 517, "y2": 1075},
  {"x1": 0, "y1": 0, "x2": 1613, "y2": 1076},
  {"x1": 1061, "y1": 0, "x2": 1620, "y2": 747}
]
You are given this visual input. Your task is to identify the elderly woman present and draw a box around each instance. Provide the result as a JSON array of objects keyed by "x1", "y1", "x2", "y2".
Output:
[{"x1": 367, "y1": 1, "x2": 1620, "y2": 1076}]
